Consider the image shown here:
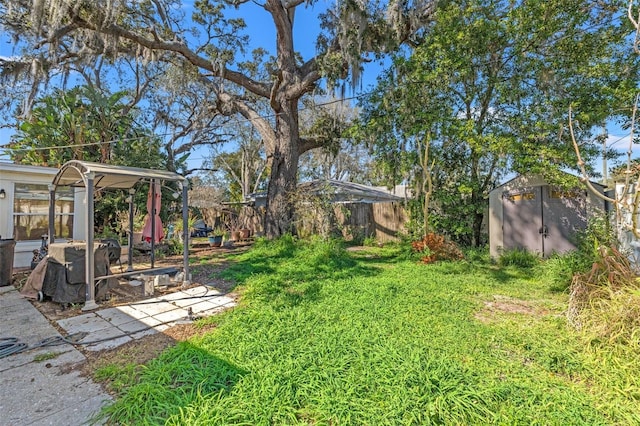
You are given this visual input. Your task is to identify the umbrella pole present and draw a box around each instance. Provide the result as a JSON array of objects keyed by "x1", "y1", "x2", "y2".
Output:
[
  {"x1": 150, "y1": 180, "x2": 156, "y2": 269},
  {"x1": 83, "y1": 171, "x2": 98, "y2": 311},
  {"x1": 181, "y1": 182, "x2": 190, "y2": 288},
  {"x1": 48, "y1": 184, "x2": 56, "y2": 246},
  {"x1": 127, "y1": 188, "x2": 135, "y2": 272}
]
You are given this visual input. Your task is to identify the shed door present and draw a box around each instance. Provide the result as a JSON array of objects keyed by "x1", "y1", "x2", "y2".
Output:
[
  {"x1": 502, "y1": 186, "x2": 587, "y2": 257},
  {"x1": 542, "y1": 187, "x2": 587, "y2": 255},
  {"x1": 503, "y1": 187, "x2": 543, "y2": 254}
]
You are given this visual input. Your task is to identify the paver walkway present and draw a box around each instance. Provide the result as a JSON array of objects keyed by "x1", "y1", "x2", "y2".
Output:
[{"x1": 0, "y1": 284, "x2": 236, "y2": 425}]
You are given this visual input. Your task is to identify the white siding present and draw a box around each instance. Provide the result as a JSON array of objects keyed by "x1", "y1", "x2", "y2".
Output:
[{"x1": 0, "y1": 163, "x2": 85, "y2": 269}]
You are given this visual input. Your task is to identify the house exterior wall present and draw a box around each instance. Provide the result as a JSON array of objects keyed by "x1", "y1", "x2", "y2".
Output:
[
  {"x1": 614, "y1": 183, "x2": 640, "y2": 262},
  {"x1": 0, "y1": 163, "x2": 85, "y2": 269},
  {"x1": 489, "y1": 174, "x2": 606, "y2": 259}
]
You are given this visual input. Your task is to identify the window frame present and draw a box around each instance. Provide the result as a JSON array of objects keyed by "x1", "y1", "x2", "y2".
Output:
[{"x1": 13, "y1": 183, "x2": 75, "y2": 241}]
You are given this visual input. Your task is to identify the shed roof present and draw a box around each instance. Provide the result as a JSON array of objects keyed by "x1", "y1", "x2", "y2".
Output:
[
  {"x1": 52, "y1": 160, "x2": 186, "y2": 189},
  {"x1": 491, "y1": 172, "x2": 605, "y2": 193}
]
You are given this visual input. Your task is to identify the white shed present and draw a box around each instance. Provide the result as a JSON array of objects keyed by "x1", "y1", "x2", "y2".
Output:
[
  {"x1": 0, "y1": 162, "x2": 85, "y2": 269},
  {"x1": 489, "y1": 173, "x2": 606, "y2": 259}
]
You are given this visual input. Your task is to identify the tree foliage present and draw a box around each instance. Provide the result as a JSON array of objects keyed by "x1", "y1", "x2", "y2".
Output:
[
  {"x1": 299, "y1": 97, "x2": 375, "y2": 183},
  {"x1": 4, "y1": 85, "x2": 168, "y2": 233},
  {"x1": 6, "y1": 85, "x2": 165, "y2": 169},
  {"x1": 356, "y1": 0, "x2": 638, "y2": 246},
  {"x1": 205, "y1": 121, "x2": 268, "y2": 203}
]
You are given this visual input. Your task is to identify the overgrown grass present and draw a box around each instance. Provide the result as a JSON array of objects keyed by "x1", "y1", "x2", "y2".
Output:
[
  {"x1": 498, "y1": 248, "x2": 540, "y2": 268},
  {"x1": 99, "y1": 237, "x2": 640, "y2": 425}
]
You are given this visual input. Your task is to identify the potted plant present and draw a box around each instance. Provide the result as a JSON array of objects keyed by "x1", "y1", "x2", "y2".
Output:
[{"x1": 208, "y1": 227, "x2": 225, "y2": 247}]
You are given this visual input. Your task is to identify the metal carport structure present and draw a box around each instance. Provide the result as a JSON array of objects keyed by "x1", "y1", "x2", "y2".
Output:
[{"x1": 49, "y1": 160, "x2": 190, "y2": 310}]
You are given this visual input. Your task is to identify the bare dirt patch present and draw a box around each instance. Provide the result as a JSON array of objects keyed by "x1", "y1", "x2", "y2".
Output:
[{"x1": 475, "y1": 295, "x2": 552, "y2": 323}]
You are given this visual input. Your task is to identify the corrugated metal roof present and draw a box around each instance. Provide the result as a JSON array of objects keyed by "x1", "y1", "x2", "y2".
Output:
[
  {"x1": 298, "y1": 180, "x2": 404, "y2": 202},
  {"x1": 249, "y1": 180, "x2": 405, "y2": 203}
]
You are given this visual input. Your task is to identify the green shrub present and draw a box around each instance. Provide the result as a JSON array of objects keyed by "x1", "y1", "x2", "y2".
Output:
[
  {"x1": 538, "y1": 215, "x2": 617, "y2": 293},
  {"x1": 166, "y1": 238, "x2": 183, "y2": 256},
  {"x1": 462, "y1": 246, "x2": 490, "y2": 263},
  {"x1": 363, "y1": 236, "x2": 379, "y2": 247}
]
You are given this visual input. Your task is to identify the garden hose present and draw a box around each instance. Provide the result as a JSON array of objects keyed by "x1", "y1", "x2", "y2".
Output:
[
  {"x1": 0, "y1": 337, "x2": 28, "y2": 358},
  {"x1": 0, "y1": 333, "x2": 88, "y2": 359}
]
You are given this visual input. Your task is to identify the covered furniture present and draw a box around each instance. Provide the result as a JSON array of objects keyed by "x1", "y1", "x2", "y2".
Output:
[{"x1": 21, "y1": 242, "x2": 117, "y2": 304}]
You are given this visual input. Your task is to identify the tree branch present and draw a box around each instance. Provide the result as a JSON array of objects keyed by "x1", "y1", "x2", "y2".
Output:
[
  {"x1": 71, "y1": 15, "x2": 271, "y2": 99},
  {"x1": 217, "y1": 92, "x2": 277, "y2": 153},
  {"x1": 298, "y1": 136, "x2": 325, "y2": 154},
  {"x1": 568, "y1": 106, "x2": 615, "y2": 205}
]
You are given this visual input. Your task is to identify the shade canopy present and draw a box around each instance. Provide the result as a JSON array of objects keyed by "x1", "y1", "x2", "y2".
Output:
[
  {"x1": 52, "y1": 160, "x2": 186, "y2": 190},
  {"x1": 48, "y1": 160, "x2": 190, "y2": 310}
]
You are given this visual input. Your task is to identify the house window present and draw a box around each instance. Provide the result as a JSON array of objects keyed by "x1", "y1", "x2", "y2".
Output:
[{"x1": 13, "y1": 183, "x2": 74, "y2": 241}]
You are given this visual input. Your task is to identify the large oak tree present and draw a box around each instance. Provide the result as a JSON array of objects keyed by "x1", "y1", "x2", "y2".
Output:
[{"x1": 0, "y1": 0, "x2": 435, "y2": 237}]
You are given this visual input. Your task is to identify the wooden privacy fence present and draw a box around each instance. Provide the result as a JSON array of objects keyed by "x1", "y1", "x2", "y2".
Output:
[
  {"x1": 372, "y1": 202, "x2": 408, "y2": 242},
  {"x1": 212, "y1": 201, "x2": 407, "y2": 242},
  {"x1": 298, "y1": 201, "x2": 407, "y2": 243}
]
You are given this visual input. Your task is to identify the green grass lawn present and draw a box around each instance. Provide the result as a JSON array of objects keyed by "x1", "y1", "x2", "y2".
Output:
[{"x1": 99, "y1": 237, "x2": 640, "y2": 425}]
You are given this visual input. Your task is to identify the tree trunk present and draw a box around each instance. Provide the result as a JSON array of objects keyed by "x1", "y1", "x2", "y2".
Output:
[
  {"x1": 471, "y1": 191, "x2": 484, "y2": 247},
  {"x1": 264, "y1": 100, "x2": 300, "y2": 238},
  {"x1": 473, "y1": 211, "x2": 483, "y2": 247}
]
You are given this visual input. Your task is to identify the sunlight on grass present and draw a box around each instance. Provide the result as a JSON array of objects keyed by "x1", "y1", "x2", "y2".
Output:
[{"x1": 99, "y1": 238, "x2": 640, "y2": 425}]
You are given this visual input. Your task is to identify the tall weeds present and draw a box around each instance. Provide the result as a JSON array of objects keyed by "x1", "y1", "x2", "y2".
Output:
[{"x1": 568, "y1": 245, "x2": 640, "y2": 347}]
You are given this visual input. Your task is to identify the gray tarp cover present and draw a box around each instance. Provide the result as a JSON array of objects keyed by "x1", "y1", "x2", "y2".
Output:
[{"x1": 21, "y1": 243, "x2": 116, "y2": 304}]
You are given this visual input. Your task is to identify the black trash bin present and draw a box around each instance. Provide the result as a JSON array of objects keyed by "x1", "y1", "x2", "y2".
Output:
[{"x1": 0, "y1": 239, "x2": 16, "y2": 287}]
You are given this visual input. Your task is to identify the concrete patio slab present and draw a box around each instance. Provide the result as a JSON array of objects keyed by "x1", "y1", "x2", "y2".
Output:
[
  {"x1": 130, "y1": 327, "x2": 159, "y2": 340},
  {"x1": 57, "y1": 313, "x2": 113, "y2": 334},
  {"x1": 180, "y1": 286, "x2": 216, "y2": 297},
  {"x1": 153, "y1": 308, "x2": 191, "y2": 324},
  {"x1": 95, "y1": 307, "x2": 138, "y2": 326},
  {"x1": 1, "y1": 284, "x2": 237, "y2": 424},
  {"x1": 183, "y1": 300, "x2": 221, "y2": 314},
  {"x1": 80, "y1": 326, "x2": 133, "y2": 352},
  {"x1": 169, "y1": 294, "x2": 223, "y2": 308},
  {"x1": 131, "y1": 300, "x2": 182, "y2": 317},
  {"x1": 111, "y1": 304, "x2": 150, "y2": 320}
]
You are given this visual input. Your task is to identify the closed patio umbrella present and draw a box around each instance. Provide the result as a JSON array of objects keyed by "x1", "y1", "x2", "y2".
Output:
[{"x1": 142, "y1": 180, "x2": 164, "y2": 244}]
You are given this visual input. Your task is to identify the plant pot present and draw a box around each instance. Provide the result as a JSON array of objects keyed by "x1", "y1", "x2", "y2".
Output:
[
  {"x1": 230, "y1": 230, "x2": 241, "y2": 241},
  {"x1": 239, "y1": 228, "x2": 251, "y2": 239},
  {"x1": 208, "y1": 235, "x2": 223, "y2": 247}
]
